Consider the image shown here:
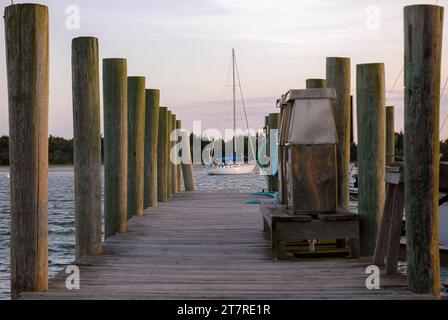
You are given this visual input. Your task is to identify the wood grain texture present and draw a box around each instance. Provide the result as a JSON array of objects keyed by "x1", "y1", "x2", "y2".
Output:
[
  {"x1": 268, "y1": 113, "x2": 280, "y2": 192},
  {"x1": 386, "y1": 106, "x2": 395, "y2": 164},
  {"x1": 19, "y1": 192, "x2": 432, "y2": 300},
  {"x1": 171, "y1": 114, "x2": 177, "y2": 194},
  {"x1": 181, "y1": 132, "x2": 195, "y2": 192},
  {"x1": 157, "y1": 107, "x2": 168, "y2": 202},
  {"x1": 103, "y1": 58, "x2": 128, "y2": 237},
  {"x1": 350, "y1": 96, "x2": 354, "y2": 144},
  {"x1": 144, "y1": 89, "x2": 160, "y2": 208},
  {"x1": 72, "y1": 37, "x2": 102, "y2": 260},
  {"x1": 5, "y1": 3, "x2": 49, "y2": 298},
  {"x1": 356, "y1": 63, "x2": 386, "y2": 257},
  {"x1": 127, "y1": 77, "x2": 146, "y2": 218},
  {"x1": 326, "y1": 57, "x2": 351, "y2": 210},
  {"x1": 373, "y1": 167, "x2": 405, "y2": 275},
  {"x1": 166, "y1": 110, "x2": 173, "y2": 200},
  {"x1": 175, "y1": 120, "x2": 183, "y2": 192},
  {"x1": 404, "y1": 4, "x2": 443, "y2": 296},
  {"x1": 385, "y1": 183, "x2": 405, "y2": 275}
]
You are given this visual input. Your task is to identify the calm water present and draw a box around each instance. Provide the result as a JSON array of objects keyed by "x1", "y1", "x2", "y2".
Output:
[
  {"x1": 0, "y1": 167, "x2": 446, "y2": 299},
  {"x1": 0, "y1": 166, "x2": 266, "y2": 299}
]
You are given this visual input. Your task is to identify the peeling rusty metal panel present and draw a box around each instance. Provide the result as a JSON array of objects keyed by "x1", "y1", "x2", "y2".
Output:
[{"x1": 286, "y1": 145, "x2": 338, "y2": 212}]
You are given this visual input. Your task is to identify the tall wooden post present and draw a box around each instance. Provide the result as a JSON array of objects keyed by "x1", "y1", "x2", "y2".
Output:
[
  {"x1": 5, "y1": 3, "x2": 49, "y2": 298},
  {"x1": 268, "y1": 113, "x2": 280, "y2": 192},
  {"x1": 127, "y1": 77, "x2": 146, "y2": 218},
  {"x1": 386, "y1": 106, "x2": 395, "y2": 164},
  {"x1": 404, "y1": 4, "x2": 443, "y2": 296},
  {"x1": 167, "y1": 110, "x2": 173, "y2": 200},
  {"x1": 265, "y1": 115, "x2": 270, "y2": 157},
  {"x1": 182, "y1": 144, "x2": 196, "y2": 191},
  {"x1": 350, "y1": 96, "x2": 354, "y2": 145},
  {"x1": 144, "y1": 89, "x2": 159, "y2": 208},
  {"x1": 356, "y1": 63, "x2": 386, "y2": 256},
  {"x1": 268, "y1": 113, "x2": 280, "y2": 130},
  {"x1": 171, "y1": 114, "x2": 178, "y2": 194},
  {"x1": 103, "y1": 58, "x2": 128, "y2": 237},
  {"x1": 181, "y1": 127, "x2": 195, "y2": 192},
  {"x1": 306, "y1": 79, "x2": 326, "y2": 89},
  {"x1": 176, "y1": 120, "x2": 183, "y2": 192},
  {"x1": 327, "y1": 57, "x2": 351, "y2": 210},
  {"x1": 157, "y1": 107, "x2": 168, "y2": 202},
  {"x1": 72, "y1": 37, "x2": 102, "y2": 260},
  {"x1": 255, "y1": 131, "x2": 259, "y2": 163}
]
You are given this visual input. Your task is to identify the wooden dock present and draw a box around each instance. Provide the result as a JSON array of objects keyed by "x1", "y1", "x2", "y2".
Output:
[{"x1": 20, "y1": 192, "x2": 432, "y2": 300}]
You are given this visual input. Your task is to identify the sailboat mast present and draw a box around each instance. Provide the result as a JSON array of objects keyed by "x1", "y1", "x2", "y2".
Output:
[{"x1": 232, "y1": 48, "x2": 236, "y2": 153}]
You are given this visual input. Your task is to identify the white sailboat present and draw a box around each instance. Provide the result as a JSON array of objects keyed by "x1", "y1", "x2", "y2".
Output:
[
  {"x1": 207, "y1": 163, "x2": 255, "y2": 175},
  {"x1": 206, "y1": 49, "x2": 256, "y2": 176}
]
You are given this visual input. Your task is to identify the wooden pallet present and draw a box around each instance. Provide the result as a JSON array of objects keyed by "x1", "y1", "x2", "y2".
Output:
[{"x1": 261, "y1": 203, "x2": 360, "y2": 260}]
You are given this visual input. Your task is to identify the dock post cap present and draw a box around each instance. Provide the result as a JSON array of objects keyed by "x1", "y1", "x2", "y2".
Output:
[
  {"x1": 404, "y1": 4, "x2": 443, "y2": 10},
  {"x1": 356, "y1": 62, "x2": 385, "y2": 67},
  {"x1": 5, "y1": 3, "x2": 48, "y2": 10},
  {"x1": 326, "y1": 56, "x2": 350, "y2": 61},
  {"x1": 72, "y1": 36, "x2": 98, "y2": 41},
  {"x1": 103, "y1": 58, "x2": 127, "y2": 62}
]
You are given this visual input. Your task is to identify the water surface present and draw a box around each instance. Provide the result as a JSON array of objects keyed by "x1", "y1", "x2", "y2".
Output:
[{"x1": 0, "y1": 166, "x2": 446, "y2": 299}]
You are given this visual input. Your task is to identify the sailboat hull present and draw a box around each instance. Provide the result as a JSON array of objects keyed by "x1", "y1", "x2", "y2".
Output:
[{"x1": 207, "y1": 164, "x2": 256, "y2": 175}]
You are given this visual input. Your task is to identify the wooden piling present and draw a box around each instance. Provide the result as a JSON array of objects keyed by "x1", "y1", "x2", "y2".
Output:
[
  {"x1": 182, "y1": 132, "x2": 196, "y2": 192},
  {"x1": 306, "y1": 79, "x2": 327, "y2": 89},
  {"x1": 5, "y1": 3, "x2": 49, "y2": 298},
  {"x1": 103, "y1": 58, "x2": 128, "y2": 237},
  {"x1": 157, "y1": 107, "x2": 169, "y2": 202},
  {"x1": 171, "y1": 114, "x2": 178, "y2": 194},
  {"x1": 176, "y1": 120, "x2": 183, "y2": 192},
  {"x1": 144, "y1": 89, "x2": 160, "y2": 208},
  {"x1": 404, "y1": 4, "x2": 443, "y2": 296},
  {"x1": 350, "y1": 96, "x2": 354, "y2": 145},
  {"x1": 386, "y1": 106, "x2": 395, "y2": 164},
  {"x1": 127, "y1": 77, "x2": 146, "y2": 218},
  {"x1": 326, "y1": 57, "x2": 351, "y2": 210},
  {"x1": 71, "y1": 37, "x2": 102, "y2": 260},
  {"x1": 167, "y1": 110, "x2": 173, "y2": 200},
  {"x1": 356, "y1": 63, "x2": 386, "y2": 256},
  {"x1": 265, "y1": 116, "x2": 270, "y2": 157},
  {"x1": 268, "y1": 113, "x2": 280, "y2": 192},
  {"x1": 268, "y1": 113, "x2": 280, "y2": 131}
]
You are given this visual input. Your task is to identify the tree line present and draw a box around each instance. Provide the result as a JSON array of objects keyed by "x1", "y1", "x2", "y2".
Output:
[
  {"x1": 1, "y1": 131, "x2": 448, "y2": 166},
  {"x1": 0, "y1": 135, "x2": 77, "y2": 166}
]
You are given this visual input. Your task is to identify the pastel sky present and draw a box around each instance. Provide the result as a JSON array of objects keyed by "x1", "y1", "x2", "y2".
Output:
[{"x1": 1, "y1": 0, "x2": 448, "y2": 140}]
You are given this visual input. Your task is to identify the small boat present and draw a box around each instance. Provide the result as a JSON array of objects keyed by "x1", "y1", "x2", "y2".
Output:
[
  {"x1": 206, "y1": 152, "x2": 256, "y2": 176},
  {"x1": 207, "y1": 163, "x2": 256, "y2": 175},
  {"x1": 206, "y1": 49, "x2": 255, "y2": 176}
]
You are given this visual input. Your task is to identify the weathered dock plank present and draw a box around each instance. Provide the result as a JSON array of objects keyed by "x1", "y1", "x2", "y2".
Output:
[{"x1": 21, "y1": 192, "x2": 431, "y2": 300}]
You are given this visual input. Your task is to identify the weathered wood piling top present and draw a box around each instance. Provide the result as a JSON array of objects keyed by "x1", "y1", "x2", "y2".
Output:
[{"x1": 21, "y1": 192, "x2": 432, "y2": 300}]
